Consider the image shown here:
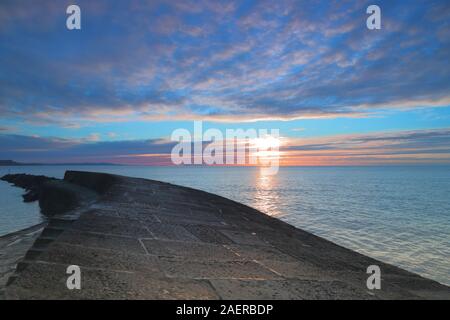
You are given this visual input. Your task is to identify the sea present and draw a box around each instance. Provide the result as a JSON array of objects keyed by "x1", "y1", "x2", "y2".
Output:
[{"x1": 0, "y1": 165, "x2": 449, "y2": 286}]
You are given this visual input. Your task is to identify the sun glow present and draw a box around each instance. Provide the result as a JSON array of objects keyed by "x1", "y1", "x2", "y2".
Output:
[
  {"x1": 251, "y1": 136, "x2": 281, "y2": 168},
  {"x1": 253, "y1": 136, "x2": 281, "y2": 151}
]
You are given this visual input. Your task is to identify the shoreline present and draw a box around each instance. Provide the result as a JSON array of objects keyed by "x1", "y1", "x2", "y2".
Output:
[
  {"x1": 0, "y1": 222, "x2": 47, "y2": 240},
  {"x1": 0, "y1": 222, "x2": 47, "y2": 299},
  {"x1": 1, "y1": 171, "x2": 449, "y2": 299}
]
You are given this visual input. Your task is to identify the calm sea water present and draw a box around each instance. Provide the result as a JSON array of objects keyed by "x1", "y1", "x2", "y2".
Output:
[{"x1": 1, "y1": 165, "x2": 449, "y2": 285}]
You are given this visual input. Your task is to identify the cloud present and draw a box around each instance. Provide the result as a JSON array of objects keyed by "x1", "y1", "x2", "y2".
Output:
[
  {"x1": 1, "y1": 127, "x2": 450, "y2": 165},
  {"x1": 0, "y1": 0, "x2": 449, "y2": 126},
  {"x1": 0, "y1": 133, "x2": 177, "y2": 164},
  {"x1": 84, "y1": 133, "x2": 101, "y2": 142},
  {"x1": 281, "y1": 128, "x2": 450, "y2": 165}
]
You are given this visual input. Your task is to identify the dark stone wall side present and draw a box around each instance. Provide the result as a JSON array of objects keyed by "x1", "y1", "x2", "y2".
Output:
[
  {"x1": 63, "y1": 171, "x2": 118, "y2": 194},
  {"x1": 39, "y1": 180, "x2": 81, "y2": 215}
]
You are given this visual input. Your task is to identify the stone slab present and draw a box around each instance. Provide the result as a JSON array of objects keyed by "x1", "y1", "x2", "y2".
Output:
[
  {"x1": 58, "y1": 230, "x2": 146, "y2": 254},
  {"x1": 141, "y1": 239, "x2": 239, "y2": 261},
  {"x1": 159, "y1": 258, "x2": 281, "y2": 280}
]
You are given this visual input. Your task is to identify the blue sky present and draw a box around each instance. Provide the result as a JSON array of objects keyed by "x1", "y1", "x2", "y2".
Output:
[{"x1": 0, "y1": 0, "x2": 449, "y2": 164}]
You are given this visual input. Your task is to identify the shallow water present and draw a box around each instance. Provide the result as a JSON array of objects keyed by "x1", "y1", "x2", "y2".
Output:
[
  {"x1": 0, "y1": 180, "x2": 42, "y2": 236},
  {"x1": 0, "y1": 165, "x2": 449, "y2": 285}
]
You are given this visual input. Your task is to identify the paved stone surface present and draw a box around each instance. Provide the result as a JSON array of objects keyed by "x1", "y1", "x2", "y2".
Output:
[
  {"x1": 3, "y1": 171, "x2": 450, "y2": 300},
  {"x1": 210, "y1": 278, "x2": 380, "y2": 300},
  {"x1": 183, "y1": 225, "x2": 234, "y2": 245},
  {"x1": 0, "y1": 224, "x2": 46, "y2": 299},
  {"x1": 159, "y1": 258, "x2": 282, "y2": 280}
]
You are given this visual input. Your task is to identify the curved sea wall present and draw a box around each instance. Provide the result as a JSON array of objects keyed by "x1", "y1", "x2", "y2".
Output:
[{"x1": 1, "y1": 171, "x2": 449, "y2": 300}]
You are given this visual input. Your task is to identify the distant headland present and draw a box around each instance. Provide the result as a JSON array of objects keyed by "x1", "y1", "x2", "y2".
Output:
[{"x1": 0, "y1": 160, "x2": 121, "y2": 166}]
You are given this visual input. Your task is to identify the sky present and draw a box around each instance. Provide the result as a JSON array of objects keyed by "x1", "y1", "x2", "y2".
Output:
[{"x1": 0, "y1": 0, "x2": 449, "y2": 165}]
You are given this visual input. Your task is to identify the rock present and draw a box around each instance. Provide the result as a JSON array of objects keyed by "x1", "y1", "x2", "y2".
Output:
[
  {"x1": 1, "y1": 174, "x2": 56, "y2": 205},
  {"x1": 22, "y1": 190, "x2": 39, "y2": 202},
  {"x1": 1, "y1": 173, "x2": 56, "y2": 191},
  {"x1": 1, "y1": 173, "x2": 97, "y2": 216}
]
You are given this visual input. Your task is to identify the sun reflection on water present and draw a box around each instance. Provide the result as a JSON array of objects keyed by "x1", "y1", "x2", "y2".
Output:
[{"x1": 252, "y1": 167, "x2": 284, "y2": 217}]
